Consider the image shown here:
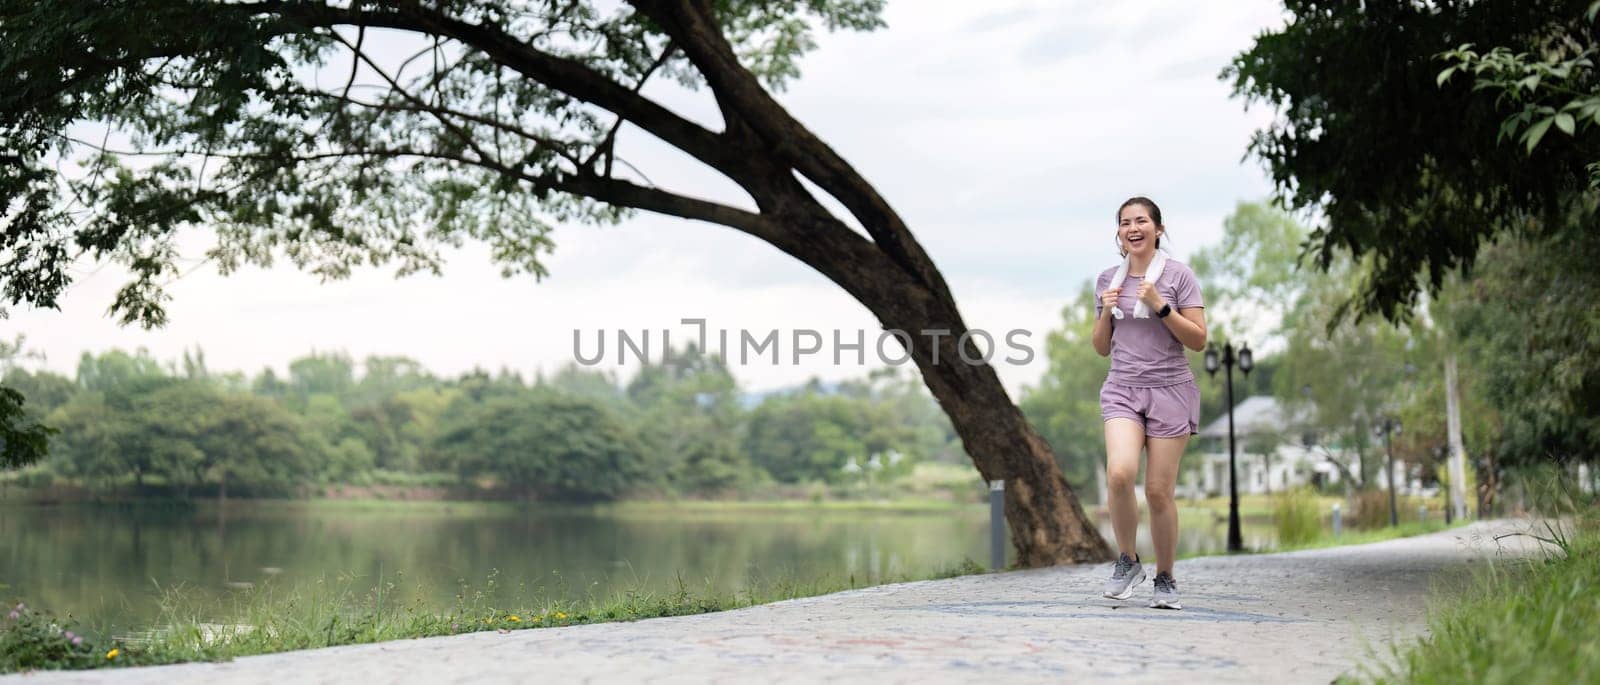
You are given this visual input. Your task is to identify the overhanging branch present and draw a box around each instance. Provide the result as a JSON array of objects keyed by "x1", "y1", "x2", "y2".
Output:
[
  {"x1": 249, "y1": 1, "x2": 741, "y2": 179},
  {"x1": 625, "y1": 0, "x2": 958, "y2": 306}
]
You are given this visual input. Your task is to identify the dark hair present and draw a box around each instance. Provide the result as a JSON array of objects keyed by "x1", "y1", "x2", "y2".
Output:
[{"x1": 1115, "y1": 196, "x2": 1164, "y2": 256}]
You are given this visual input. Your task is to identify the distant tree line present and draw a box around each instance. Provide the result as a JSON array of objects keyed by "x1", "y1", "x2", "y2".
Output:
[{"x1": 1, "y1": 344, "x2": 960, "y2": 501}]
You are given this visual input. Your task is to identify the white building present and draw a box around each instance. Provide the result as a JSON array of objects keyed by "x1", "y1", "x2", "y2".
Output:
[{"x1": 1191, "y1": 396, "x2": 1429, "y2": 498}]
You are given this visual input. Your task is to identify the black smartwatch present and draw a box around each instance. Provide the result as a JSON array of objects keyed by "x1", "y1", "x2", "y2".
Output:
[{"x1": 1156, "y1": 303, "x2": 1172, "y2": 318}]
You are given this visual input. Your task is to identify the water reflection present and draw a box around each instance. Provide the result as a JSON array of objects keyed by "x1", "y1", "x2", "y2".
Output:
[{"x1": 0, "y1": 502, "x2": 1278, "y2": 633}]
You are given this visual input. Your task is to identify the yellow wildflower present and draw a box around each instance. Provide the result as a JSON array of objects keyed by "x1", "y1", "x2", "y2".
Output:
[
  {"x1": 106, "y1": 648, "x2": 120, "y2": 660},
  {"x1": 507, "y1": 615, "x2": 521, "y2": 623},
  {"x1": 555, "y1": 612, "x2": 567, "y2": 620}
]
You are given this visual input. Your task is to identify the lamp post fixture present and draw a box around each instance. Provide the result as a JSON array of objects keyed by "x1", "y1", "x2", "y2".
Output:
[
  {"x1": 1205, "y1": 340, "x2": 1253, "y2": 553},
  {"x1": 1374, "y1": 416, "x2": 1403, "y2": 527}
]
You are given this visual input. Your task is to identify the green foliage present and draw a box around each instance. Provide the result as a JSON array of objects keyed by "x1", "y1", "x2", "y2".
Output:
[
  {"x1": 1272, "y1": 487, "x2": 1322, "y2": 546},
  {"x1": 1274, "y1": 258, "x2": 1419, "y2": 487},
  {"x1": 1227, "y1": 0, "x2": 1600, "y2": 321},
  {"x1": 0, "y1": 386, "x2": 54, "y2": 469},
  {"x1": 349, "y1": 387, "x2": 457, "y2": 473},
  {"x1": 833, "y1": 367, "x2": 958, "y2": 465},
  {"x1": 0, "y1": 602, "x2": 120, "y2": 672},
  {"x1": 743, "y1": 388, "x2": 915, "y2": 485},
  {"x1": 1, "y1": 366, "x2": 76, "y2": 419},
  {"x1": 1442, "y1": 224, "x2": 1600, "y2": 466},
  {"x1": 1438, "y1": 2, "x2": 1600, "y2": 183},
  {"x1": 48, "y1": 381, "x2": 319, "y2": 496},
  {"x1": 432, "y1": 390, "x2": 648, "y2": 499},
  {"x1": 622, "y1": 345, "x2": 750, "y2": 494},
  {"x1": 74, "y1": 349, "x2": 166, "y2": 394},
  {"x1": 0, "y1": 0, "x2": 887, "y2": 327},
  {"x1": 1189, "y1": 202, "x2": 1309, "y2": 338},
  {"x1": 9, "y1": 343, "x2": 961, "y2": 501}
]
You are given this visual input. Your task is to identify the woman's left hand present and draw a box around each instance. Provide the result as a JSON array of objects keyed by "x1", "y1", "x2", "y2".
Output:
[{"x1": 1137, "y1": 281, "x2": 1165, "y2": 311}]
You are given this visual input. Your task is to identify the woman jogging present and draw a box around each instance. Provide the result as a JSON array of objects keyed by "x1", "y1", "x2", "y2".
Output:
[{"x1": 1091, "y1": 196, "x2": 1207, "y2": 609}]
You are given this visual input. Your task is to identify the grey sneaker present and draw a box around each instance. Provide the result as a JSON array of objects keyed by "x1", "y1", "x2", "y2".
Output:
[
  {"x1": 1149, "y1": 571, "x2": 1181, "y2": 609},
  {"x1": 1101, "y1": 552, "x2": 1146, "y2": 600}
]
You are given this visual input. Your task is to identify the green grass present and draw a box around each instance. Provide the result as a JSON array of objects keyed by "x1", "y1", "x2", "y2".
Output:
[
  {"x1": 1171, "y1": 517, "x2": 1468, "y2": 561},
  {"x1": 1277, "y1": 519, "x2": 1468, "y2": 553},
  {"x1": 1360, "y1": 516, "x2": 1599, "y2": 684},
  {"x1": 0, "y1": 558, "x2": 989, "y2": 674}
]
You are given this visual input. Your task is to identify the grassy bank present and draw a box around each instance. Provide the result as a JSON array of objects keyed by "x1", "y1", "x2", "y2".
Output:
[
  {"x1": 1278, "y1": 519, "x2": 1466, "y2": 553},
  {"x1": 0, "y1": 479, "x2": 1487, "y2": 675},
  {"x1": 0, "y1": 514, "x2": 1476, "y2": 675},
  {"x1": 1360, "y1": 516, "x2": 1599, "y2": 684},
  {"x1": 0, "y1": 558, "x2": 988, "y2": 674}
]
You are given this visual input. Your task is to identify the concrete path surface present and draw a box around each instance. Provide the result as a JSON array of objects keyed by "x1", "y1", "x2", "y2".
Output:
[{"x1": 5, "y1": 520, "x2": 1546, "y2": 684}]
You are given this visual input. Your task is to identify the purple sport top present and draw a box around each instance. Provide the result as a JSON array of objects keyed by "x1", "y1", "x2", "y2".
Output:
[{"x1": 1094, "y1": 259, "x2": 1205, "y2": 388}]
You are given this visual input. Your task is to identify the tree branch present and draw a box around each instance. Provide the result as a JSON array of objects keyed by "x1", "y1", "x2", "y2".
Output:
[
  {"x1": 249, "y1": 1, "x2": 740, "y2": 179},
  {"x1": 625, "y1": 0, "x2": 958, "y2": 305},
  {"x1": 584, "y1": 38, "x2": 679, "y2": 176},
  {"x1": 282, "y1": 86, "x2": 581, "y2": 164}
]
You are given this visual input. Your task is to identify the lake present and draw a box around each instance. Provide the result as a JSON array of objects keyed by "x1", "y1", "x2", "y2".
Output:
[{"x1": 0, "y1": 501, "x2": 1278, "y2": 634}]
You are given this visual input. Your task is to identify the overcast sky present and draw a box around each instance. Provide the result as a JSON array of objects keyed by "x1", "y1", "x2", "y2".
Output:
[{"x1": 5, "y1": 0, "x2": 1287, "y2": 396}]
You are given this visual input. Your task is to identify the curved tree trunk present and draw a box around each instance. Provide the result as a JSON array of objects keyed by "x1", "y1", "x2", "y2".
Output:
[
  {"x1": 623, "y1": 0, "x2": 1113, "y2": 567},
  {"x1": 819, "y1": 250, "x2": 1110, "y2": 565},
  {"x1": 907, "y1": 325, "x2": 1112, "y2": 565},
  {"x1": 263, "y1": 0, "x2": 1115, "y2": 566}
]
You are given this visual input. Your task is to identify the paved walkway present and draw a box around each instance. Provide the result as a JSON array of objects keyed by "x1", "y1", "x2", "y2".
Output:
[{"x1": 6, "y1": 521, "x2": 1545, "y2": 684}]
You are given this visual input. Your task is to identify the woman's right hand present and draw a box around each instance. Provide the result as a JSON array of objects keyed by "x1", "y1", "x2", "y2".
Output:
[{"x1": 1100, "y1": 287, "x2": 1120, "y2": 316}]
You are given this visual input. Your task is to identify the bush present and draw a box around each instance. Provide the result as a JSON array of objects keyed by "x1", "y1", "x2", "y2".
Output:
[
  {"x1": 1349, "y1": 488, "x2": 1393, "y2": 530},
  {"x1": 1273, "y1": 487, "x2": 1323, "y2": 546},
  {"x1": 0, "y1": 602, "x2": 122, "y2": 672},
  {"x1": 8, "y1": 465, "x2": 55, "y2": 489}
]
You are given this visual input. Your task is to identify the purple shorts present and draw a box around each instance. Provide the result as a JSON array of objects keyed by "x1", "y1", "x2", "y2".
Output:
[{"x1": 1100, "y1": 379, "x2": 1201, "y2": 438}]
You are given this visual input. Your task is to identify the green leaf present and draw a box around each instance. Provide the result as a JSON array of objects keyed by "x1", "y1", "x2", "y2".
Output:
[
  {"x1": 1436, "y1": 66, "x2": 1457, "y2": 87},
  {"x1": 1498, "y1": 116, "x2": 1522, "y2": 143},
  {"x1": 1588, "y1": 0, "x2": 1600, "y2": 22},
  {"x1": 1554, "y1": 112, "x2": 1576, "y2": 136},
  {"x1": 1524, "y1": 116, "x2": 1554, "y2": 153}
]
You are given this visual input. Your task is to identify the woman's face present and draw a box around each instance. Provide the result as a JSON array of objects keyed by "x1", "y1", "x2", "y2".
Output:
[{"x1": 1117, "y1": 205, "x2": 1162, "y2": 258}]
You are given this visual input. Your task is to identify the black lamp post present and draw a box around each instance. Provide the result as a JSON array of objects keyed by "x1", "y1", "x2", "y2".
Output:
[
  {"x1": 1205, "y1": 341, "x2": 1253, "y2": 553},
  {"x1": 1374, "y1": 416, "x2": 1402, "y2": 527}
]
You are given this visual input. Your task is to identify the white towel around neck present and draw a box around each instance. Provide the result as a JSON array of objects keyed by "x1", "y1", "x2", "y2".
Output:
[{"x1": 1108, "y1": 251, "x2": 1168, "y2": 320}]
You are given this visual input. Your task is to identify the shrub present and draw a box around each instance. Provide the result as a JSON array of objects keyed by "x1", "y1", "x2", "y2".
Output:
[
  {"x1": 12, "y1": 466, "x2": 55, "y2": 489},
  {"x1": 1273, "y1": 486, "x2": 1323, "y2": 546},
  {"x1": 1349, "y1": 488, "x2": 1393, "y2": 530},
  {"x1": 0, "y1": 602, "x2": 122, "y2": 672}
]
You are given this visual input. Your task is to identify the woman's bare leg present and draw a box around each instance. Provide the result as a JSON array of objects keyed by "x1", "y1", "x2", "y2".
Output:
[
  {"x1": 1103, "y1": 418, "x2": 1146, "y2": 557},
  {"x1": 1145, "y1": 435, "x2": 1189, "y2": 574}
]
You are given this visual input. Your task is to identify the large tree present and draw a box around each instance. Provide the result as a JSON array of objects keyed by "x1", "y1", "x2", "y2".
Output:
[
  {"x1": 1227, "y1": 0, "x2": 1600, "y2": 321},
  {"x1": 431, "y1": 390, "x2": 648, "y2": 499},
  {"x1": 0, "y1": 1, "x2": 1107, "y2": 563},
  {"x1": 1229, "y1": 2, "x2": 1600, "y2": 503}
]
